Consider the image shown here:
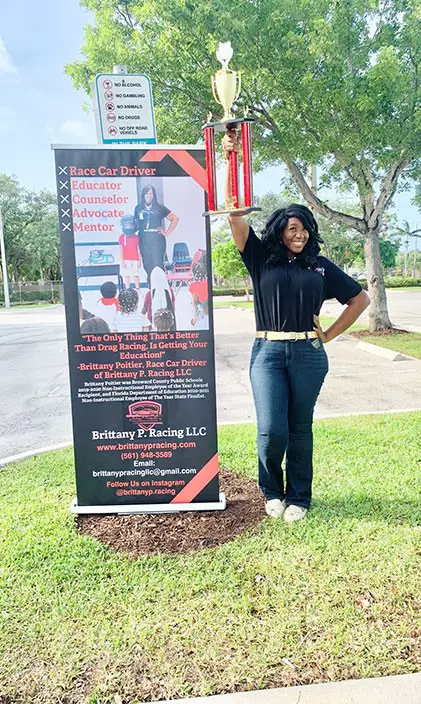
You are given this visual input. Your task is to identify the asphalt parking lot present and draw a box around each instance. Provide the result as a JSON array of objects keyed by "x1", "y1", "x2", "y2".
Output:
[{"x1": 1, "y1": 304, "x2": 420, "y2": 460}]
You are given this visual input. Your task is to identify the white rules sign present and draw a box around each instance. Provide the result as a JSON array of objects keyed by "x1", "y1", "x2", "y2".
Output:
[{"x1": 94, "y1": 73, "x2": 157, "y2": 145}]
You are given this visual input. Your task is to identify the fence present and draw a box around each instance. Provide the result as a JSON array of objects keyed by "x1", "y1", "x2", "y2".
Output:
[{"x1": 0, "y1": 281, "x2": 64, "y2": 305}]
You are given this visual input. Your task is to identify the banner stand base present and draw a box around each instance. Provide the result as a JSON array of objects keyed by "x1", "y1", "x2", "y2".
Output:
[{"x1": 70, "y1": 492, "x2": 226, "y2": 515}]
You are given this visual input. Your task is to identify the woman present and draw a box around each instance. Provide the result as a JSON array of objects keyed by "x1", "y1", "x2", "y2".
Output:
[
  {"x1": 134, "y1": 184, "x2": 179, "y2": 285},
  {"x1": 222, "y1": 131, "x2": 370, "y2": 522}
]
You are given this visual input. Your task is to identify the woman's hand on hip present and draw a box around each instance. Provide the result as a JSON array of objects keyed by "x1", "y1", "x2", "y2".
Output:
[{"x1": 313, "y1": 315, "x2": 329, "y2": 343}]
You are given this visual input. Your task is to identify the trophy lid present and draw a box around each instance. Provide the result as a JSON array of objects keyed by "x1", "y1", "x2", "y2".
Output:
[{"x1": 216, "y1": 42, "x2": 233, "y2": 70}]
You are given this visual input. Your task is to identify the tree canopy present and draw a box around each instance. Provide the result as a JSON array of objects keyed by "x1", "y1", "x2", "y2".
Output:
[
  {"x1": 68, "y1": 0, "x2": 421, "y2": 214},
  {"x1": 67, "y1": 0, "x2": 421, "y2": 329},
  {"x1": 0, "y1": 175, "x2": 60, "y2": 281}
]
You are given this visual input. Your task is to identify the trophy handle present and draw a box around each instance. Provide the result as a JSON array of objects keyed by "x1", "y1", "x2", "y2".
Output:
[
  {"x1": 211, "y1": 76, "x2": 223, "y2": 107},
  {"x1": 235, "y1": 72, "x2": 242, "y2": 102}
]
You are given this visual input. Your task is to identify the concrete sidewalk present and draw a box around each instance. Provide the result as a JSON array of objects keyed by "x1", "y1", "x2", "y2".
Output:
[{"x1": 152, "y1": 673, "x2": 421, "y2": 704}]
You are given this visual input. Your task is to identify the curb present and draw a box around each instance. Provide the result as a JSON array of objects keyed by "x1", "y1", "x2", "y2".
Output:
[
  {"x1": 0, "y1": 442, "x2": 72, "y2": 469},
  {"x1": 2, "y1": 406, "x2": 421, "y2": 469},
  {"x1": 355, "y1": 339, "x2": 410, "y2": 361},
  {"x1": 151, "y1": 673, "x2": 421, "y2": 704}
]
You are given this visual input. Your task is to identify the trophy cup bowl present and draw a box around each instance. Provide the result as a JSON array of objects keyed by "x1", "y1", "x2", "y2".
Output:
[{"x1": 212, "y1": 69, "x2": 241, "y2": 122}]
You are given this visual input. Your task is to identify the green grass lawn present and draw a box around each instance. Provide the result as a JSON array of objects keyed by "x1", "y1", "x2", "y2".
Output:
[
  {"x1": 213, "y1": 300, "x2": 254, "y2": 309},
  {"x1": 1, "y1": 414, "x2": 420, "y2": 704},
  {"x1": 353, "y1": 331, "x2": 421, "y2": 359},
  {"x1": 0, "y1": 302, "x2": 56, "y2": 311}
]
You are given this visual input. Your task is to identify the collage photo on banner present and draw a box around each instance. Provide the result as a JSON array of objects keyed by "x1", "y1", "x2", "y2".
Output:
[{"x1": 76, "y1": 175, "x2": 209, "y2": 336}]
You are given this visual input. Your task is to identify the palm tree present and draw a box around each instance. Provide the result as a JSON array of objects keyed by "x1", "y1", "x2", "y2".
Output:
[{"x1": 393, "y1": 221, "x2": 421, "y2": 277}]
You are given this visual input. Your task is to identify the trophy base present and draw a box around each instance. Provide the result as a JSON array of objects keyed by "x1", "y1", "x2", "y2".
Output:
[
  {"x1": 203, "y1": 206, "x2": 262, "y2": 217},
  {"x1": 201, "y1": 116, "x2": 255, "y2": 132}
]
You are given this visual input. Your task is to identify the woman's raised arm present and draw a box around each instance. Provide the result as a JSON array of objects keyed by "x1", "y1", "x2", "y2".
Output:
[{"x1": 222, "y1": 130, "x2": 250, "y2": 253}]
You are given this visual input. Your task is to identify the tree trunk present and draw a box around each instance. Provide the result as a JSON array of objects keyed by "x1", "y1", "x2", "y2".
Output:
[
  {"x1": 244, "y1": 276, "x2": 250, "y2": 302},
  {"x1": 364, "y1": 229, "x2": 392, "y2": 332}
]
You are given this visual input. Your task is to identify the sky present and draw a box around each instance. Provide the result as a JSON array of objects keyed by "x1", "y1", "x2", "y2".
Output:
[{"x1": 1, "y1": 0, "x2": 420, "y2": 239}]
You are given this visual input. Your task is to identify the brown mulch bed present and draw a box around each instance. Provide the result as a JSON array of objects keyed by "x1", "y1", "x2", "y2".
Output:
[{"x1": 76, "y1": 469, "x2": 264, "y2": 557}]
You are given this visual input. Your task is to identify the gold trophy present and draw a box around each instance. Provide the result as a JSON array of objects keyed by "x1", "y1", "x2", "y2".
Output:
[
  {"x1": 202, "y1": 42, "x2": 261, "y2": 215},
  {"x1": 211, "y1": 42, "x2": 241, "y2": 121}
]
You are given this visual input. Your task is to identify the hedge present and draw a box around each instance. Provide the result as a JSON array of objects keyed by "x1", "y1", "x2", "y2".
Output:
[
  {"x1": 212, "y1": 287, "x2": 250, "y2": 296},
  {"x1": 0, "y1": 290, "x2": 60, "y2": 304},
  {"x1": 384, "y1": 277, "x2": 421, "y2": 288},
  {"x1": 213, "y1": 278, "x2": 421, "y2": 296},
  {"x1": 355, "y1": 278, "x2": 421, "y2": 290}
]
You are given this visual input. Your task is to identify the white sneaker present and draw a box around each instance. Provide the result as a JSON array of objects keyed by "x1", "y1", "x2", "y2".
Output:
[
  {"x1": 265, "y1": 499, "x2": 286, "y2": 518},
  {"x1": 284, "y1": 505, "x2": 308, "y2": 522}
]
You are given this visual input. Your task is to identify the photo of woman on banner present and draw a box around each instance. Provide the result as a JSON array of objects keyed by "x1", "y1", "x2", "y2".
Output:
[{"x1": 134, "y1": 184, "x2": 179, "y2": 286}]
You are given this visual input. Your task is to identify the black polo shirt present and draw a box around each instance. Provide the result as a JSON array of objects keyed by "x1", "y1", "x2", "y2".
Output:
[
  {"x1": 240, "y1": 227, "x2": 362, "y2": 332},
  {"x1": 134, "y1": 203, "x2": 171, "y2": 233}
]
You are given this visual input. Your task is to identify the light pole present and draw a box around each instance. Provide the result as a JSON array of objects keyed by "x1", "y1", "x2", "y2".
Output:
[
  {"x1": 413, "y1": 230, "x2": 420, "y2": 278},
  {"x1": 0, "y1": 208, "x2": 10, "y2": 308}
]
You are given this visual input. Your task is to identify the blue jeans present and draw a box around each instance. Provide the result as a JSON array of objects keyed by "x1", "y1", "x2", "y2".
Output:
[{"x1": 250, "y1": 338, "x2": 329, "y2": 508}]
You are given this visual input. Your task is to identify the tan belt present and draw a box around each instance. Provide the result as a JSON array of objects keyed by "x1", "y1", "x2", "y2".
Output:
[{"x1": 256, "y1": 330, "x2": 318, "y2": 341}]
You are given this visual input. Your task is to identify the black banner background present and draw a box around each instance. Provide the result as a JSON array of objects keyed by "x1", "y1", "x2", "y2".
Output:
[{"x1": 54, "y1": 146, "x2": 219, "y2": 508}]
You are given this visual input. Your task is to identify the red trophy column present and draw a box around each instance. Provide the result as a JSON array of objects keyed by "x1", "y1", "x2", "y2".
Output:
[
  {"x1": 204, "y1": 126, "x2": 217, "y2": 212},
  {"x1": 241, "y1": 121, "x2": 253, "y2": 208},
  {"x1": 228, "y1": 148, "x2": 239, "y2": 209}
]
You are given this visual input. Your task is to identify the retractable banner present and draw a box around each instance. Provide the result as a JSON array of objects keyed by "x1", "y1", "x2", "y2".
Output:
[{"x1": 53, "y1": 145, "x2": 224, "y2": 514}]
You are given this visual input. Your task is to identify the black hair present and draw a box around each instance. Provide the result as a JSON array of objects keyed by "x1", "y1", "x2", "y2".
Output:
[
  {"x1": 81, "y1": 316, "x2": 111, "y2": 334},
  {"x1": 191, "y1": 250, "x2": 207, "y2": 281},
  {"x1": 261, "y1": 203, "x2": 324, "y2": 269},
  {"x1": 140, "y1": 184, "x2": 158, "y2": 207},
  {"x1": 118, "y1": 288, "x2": 139, "y2": 314},
  {"x1": 192, "y1": 261, "x2": 207, "y2": 281},
  {"x1": 100, "y1": 281, "x2": 117, "y2": 298},
  {"x1": 153, "y1": 308, "x2": 175, "y2": 331}
]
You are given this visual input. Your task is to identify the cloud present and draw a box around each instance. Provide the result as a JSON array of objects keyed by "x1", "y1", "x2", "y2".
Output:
[
  {"x1": 59, "y1": 119, "x2": 88, "y2": 138},
  {"x1": 0, "y1": 37, "x2": 17, "y2": 75}
]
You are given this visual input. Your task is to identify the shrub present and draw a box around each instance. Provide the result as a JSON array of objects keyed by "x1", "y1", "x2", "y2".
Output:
[
  {"x1": 384, "y1": 277, "x2": 421, "y2": 288},
  {"x1": 0, "y1": 290, "x2": 59, "y2": 304},
  {"x1": 212, "y1": 287, "x2": 251, "y2": 296}
]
